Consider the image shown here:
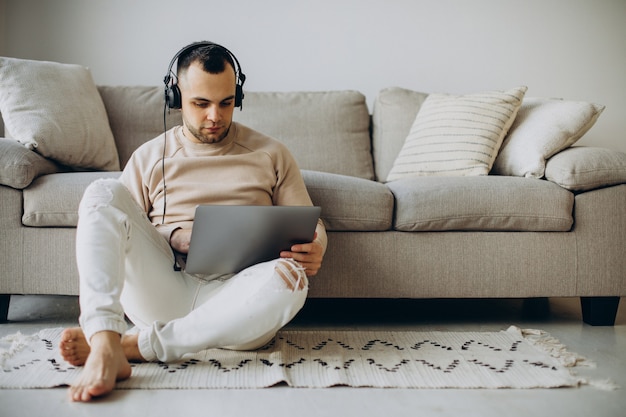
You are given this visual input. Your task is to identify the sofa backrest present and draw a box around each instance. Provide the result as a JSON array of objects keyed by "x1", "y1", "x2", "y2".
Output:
[
  {"x1": 234, "y1": 91, "x2": 374, "y2": 180},
  {"x1": 371, "y1": 87, "x2": 429, "y2": 182},
  {"x1": 98, "y1": 86, "x2": 183, "y2": 169},
  {"x1": 98, "y1": 86, "x2": 375, "y2": 180}
]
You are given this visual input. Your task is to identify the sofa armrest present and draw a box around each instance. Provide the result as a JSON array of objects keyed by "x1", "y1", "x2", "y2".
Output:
[
  {"x1": 545, "y1": 146, "x2": 626, "y2": 192},
  {"x1": 0, "y1": 138, "x2": 62, "y2": 189}
]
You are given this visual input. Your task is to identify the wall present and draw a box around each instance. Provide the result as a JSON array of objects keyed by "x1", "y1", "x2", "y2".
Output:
[
  {"x1": 2, "y1": 0, "x2": 625, "y2": 152},
  {"x1": 0, "y1": 0, "x2": 4, "y2": 54}
]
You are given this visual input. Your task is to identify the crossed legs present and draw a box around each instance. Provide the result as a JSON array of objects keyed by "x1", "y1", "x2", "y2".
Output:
[
  {"x1": 65, "y1": 179, "x2": 310, "y2": 401},
  {"x1": 61, "y1": 253, "x2": 308, "y2": 402}
]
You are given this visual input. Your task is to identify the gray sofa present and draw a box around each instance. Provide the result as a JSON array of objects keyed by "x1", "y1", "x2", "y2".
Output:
[{"x1": 1, "y1": 86, "x2": 625, "y2": 325}]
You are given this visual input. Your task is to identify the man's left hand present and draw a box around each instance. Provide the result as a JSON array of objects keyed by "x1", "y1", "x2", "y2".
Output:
[{"x1": 280, "y1": 232, "x2": 324, "y2": 277}]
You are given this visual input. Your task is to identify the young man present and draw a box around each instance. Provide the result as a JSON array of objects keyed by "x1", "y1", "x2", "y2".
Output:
[{"x1": 59, "y1": 42, "x2": 327, "y2": 402}]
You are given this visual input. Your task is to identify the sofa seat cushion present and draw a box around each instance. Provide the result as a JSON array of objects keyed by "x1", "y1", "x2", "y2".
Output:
[
  {"x1": 387, "y1": 176, "x2": 574, "y2": 232},
  {"x1": 23, "y1": 172, "x2": 121, "y2": 227},
  {"x1": 23, "y1": 170, "x2": 395, "y2": 231},
  {"x1": 302, "y1": 170, "x2": 393, "y2": 231}
]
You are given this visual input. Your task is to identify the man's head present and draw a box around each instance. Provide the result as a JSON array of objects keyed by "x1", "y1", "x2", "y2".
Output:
[{"x1": 167, "y1": 43, "x2": 245, "y2": 144}]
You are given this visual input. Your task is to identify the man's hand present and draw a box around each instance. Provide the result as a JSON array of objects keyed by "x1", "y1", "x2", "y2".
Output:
[
  {"x1": 280, "y1": 232, "x2": 324, "y2": 277},
  {"x1": 170, "y1": 228, "x2": 192, "y2": 254}
]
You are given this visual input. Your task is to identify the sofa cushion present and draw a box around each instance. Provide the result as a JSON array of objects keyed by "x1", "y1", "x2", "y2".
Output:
[
  {"x1": 23, "y1": 172, "x2": 121, "y2": 227},
  {"x1": 0, "y1": 57, "x2": 120, "y2": 171},
  {"x1": 98, "y1": 86, "x2": 183, "y2": 169},
  {"x1": 387, "y1": 176, "x2": 574, "y2": 232},
  {"x1": 0, "y1": 138, "x2": 61, "y2": 189},
  {"x1": 386, "y1": 86, "x2": 527, "y2": 181},
  {"x1": 233, "y1": 91, "x2": 375, "y2": 180},
  {"x1": 545, "y1": 147, "x2": 626, "y2": 192},
  {"x1": 23, "y1": 170, "x2": 394, "y2": 231},
  {"x1": 372, "y1": 87, "x2": 429, "y2": 182},
  {"x1": 99, "y1": 87, "x2": 375, "y2": 180},
  {"x1": 301, "y1": 170, "x2": 393, "y2": 231},
  {"x1": 492, "y1": 97, "x2": 605, "y2": 178}
]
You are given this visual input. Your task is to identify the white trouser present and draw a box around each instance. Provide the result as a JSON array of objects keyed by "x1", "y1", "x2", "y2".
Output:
[{"x1": 76, "y1": 179, "x2": 308, "y2": 362}]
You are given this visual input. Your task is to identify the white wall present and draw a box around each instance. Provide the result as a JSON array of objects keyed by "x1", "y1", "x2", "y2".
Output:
[{"x1": 2, "y1": 0, "x2": 625, "y2": 151}]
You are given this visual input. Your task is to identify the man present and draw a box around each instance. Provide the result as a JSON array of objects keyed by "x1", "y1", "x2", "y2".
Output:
[{"x1": 58, "y1": 42, "x2": 327, "y2": 402}]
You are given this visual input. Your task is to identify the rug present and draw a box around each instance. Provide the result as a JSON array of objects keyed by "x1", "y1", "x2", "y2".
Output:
[{"x1": 0, "y1": 326, "x2": 596, "y2": 389}]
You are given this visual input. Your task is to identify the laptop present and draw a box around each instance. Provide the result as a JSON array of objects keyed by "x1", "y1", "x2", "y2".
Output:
[{"x1": 178, "y1": 205, "x2": 321, "y2": 275}]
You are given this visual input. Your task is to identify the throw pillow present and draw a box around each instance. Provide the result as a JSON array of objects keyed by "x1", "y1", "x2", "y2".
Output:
[
  {"x1": 491, "y1": 97, "x2": 605, "y2": 178},
  {"x1": 386, "y1": 86, "x2": 527, "y2": 182},
  {"x1": 0, "y1": 57, "x2": 120, "y2": 170},
  {"x1": 0, "y1": 138, "x2": 61, "y2": 189},
  {"x1": 544, "y1": 146, "x2": 626, "y2": 192}
]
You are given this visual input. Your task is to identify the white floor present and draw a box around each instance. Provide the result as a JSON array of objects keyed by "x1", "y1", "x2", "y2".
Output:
[{"x1": 0, "y1": 295, "x2": 624, "y2": 417}]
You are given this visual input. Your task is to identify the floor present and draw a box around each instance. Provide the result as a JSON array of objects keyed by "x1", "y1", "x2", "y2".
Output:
[{"x1": 0, "y1": 295, "x2": 624, "y2": 417}]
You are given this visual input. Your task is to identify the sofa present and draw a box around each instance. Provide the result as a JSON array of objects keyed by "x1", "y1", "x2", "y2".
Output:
[{"x1": 1, "y1": 58, "x2": 626, "y2": 325}]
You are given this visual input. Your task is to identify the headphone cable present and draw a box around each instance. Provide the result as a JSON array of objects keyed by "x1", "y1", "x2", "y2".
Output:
[{"x1": 161, "y1": 102, "x2": 168, "y2": 225}]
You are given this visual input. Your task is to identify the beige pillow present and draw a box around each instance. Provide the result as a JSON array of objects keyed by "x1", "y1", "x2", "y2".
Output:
[
  {"x1": 0, "y1": 57, "x2": 119, "y2": 170},
  {"x1": 386, "y1": 86, "x2": 527, "y2": 182},
  {"x1": 492, "y1": 97, "x2": 604, "y2": 178},
  {"x1": 0, "y1": 138, "x2": 61, "y2": 189},
  {"x1": 545, "y1": 146, "x2": 626, "y2": 192}
]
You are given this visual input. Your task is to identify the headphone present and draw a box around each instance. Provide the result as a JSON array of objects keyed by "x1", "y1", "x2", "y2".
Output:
[{"x1": 163, "y1": 41, "x2": 246, "y2": 110}]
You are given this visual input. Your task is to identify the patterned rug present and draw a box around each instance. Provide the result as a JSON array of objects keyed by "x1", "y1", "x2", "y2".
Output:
[{"x1": 0, "y1": 326, "x2": 594, "y2": 389}]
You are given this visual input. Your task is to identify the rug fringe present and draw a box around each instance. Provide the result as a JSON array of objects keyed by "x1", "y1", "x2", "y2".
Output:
[
  {"x1": 0, "y1": 331, "x2": 40, "y2": 371},
  {"x1": 506, "y1": 326, "x2": 619, "y2": 391},
  {"x1": 588, "y1": 378, "x2": 620, "y2": 391},
  {"x1": 506, "y1": 326, "x2": 591, "y2": 368}
]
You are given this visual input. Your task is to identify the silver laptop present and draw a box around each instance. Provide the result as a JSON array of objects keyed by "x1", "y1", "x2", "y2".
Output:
[{"x1": 178, "y1": 205, "x2": 321, "y2": 275}]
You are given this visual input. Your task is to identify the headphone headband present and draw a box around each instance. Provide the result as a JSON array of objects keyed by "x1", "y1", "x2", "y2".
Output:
[{"x1": 164, "y1": 41, "x2": 246, "y2": 109}]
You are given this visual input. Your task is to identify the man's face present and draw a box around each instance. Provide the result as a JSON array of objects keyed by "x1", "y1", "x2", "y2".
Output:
[{"x1": 178, "y1": 61, "x2": 237, "y2": 144}]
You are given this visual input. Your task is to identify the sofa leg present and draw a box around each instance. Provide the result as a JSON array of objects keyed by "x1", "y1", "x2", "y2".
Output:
[
  {"x1": 0, "y1": 294, "x2": 10, "y2": 323},
  {"x1": 580, "y1": 297, "x2": 620, "y2": 326}
]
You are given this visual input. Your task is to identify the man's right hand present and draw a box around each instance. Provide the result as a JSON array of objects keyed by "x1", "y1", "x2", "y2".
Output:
[{"x1": 169, "y1": 228, "x2": 192, "y2": 254}]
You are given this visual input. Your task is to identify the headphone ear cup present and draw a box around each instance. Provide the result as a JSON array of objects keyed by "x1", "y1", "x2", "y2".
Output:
[
  {"x1": 166, "y1": 84, "x2": 182, "y2": 109},
  {"x1": 235, "y1": 84, "x2": 244, "y2": 108}
]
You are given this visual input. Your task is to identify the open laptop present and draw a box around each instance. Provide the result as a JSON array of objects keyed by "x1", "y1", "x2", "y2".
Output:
[{"x1": 177, "y1": 205, "x2": 321, "y2": 275}]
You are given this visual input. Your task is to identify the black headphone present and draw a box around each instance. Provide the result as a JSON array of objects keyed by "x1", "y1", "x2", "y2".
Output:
[{"x1": 163, "y1": 41, "x2": 246, "y2": 110}]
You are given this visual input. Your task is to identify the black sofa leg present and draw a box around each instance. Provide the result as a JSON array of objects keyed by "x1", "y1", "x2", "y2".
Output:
[
  {"x1": 580, "y1": 297, "x2": 620, "y2": 326},
  {"x1": 0, "y1": 294, "x2": 10, "y2": 323}
]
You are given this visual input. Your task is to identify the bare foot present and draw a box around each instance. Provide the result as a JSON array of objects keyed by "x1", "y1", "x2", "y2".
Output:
[
  {"x1": 60, "y1": 327, "x2": 91, "y2": 366},
  {"x1": 60, "y1": 327, "x2": 144, "y2": 366},
  {"x1": 68, "y1": 331, "x2": 132, "y2": 402}
]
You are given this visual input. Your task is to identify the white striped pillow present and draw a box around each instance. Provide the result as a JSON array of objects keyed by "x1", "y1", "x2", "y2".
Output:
[{"x1": 386, "y1": 86, "x2": 527, "y2": 181}]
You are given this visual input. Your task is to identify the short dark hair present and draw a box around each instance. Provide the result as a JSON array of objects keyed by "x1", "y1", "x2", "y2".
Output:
[{"x1": 177, "y1": 43, "x2": 237, "y2": 77}]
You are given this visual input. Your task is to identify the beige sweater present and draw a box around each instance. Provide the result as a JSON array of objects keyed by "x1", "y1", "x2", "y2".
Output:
[{"x1": 120, "y1": 123, "x2": 327, "y2": 251}]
